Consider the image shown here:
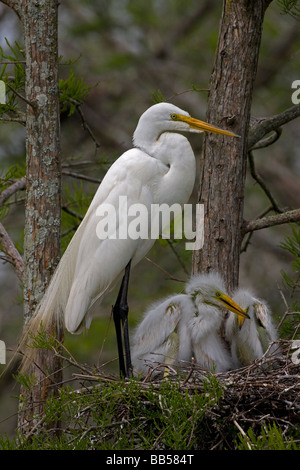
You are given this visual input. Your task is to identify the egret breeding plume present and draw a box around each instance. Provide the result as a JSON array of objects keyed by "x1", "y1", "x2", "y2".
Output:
[
  {"x1": 225, "y1": 289, "x2": 278, "y2": 368},
  {"x1": 20, "y1": 103, "x2": 238, "y2": 378},
  {"x1": 132, "y1": 272, "x2": 249, "y2": 375}
]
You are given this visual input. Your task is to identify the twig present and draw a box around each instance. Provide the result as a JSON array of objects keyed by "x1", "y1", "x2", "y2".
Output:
[
  {"x1": 248, "y1": 104, "x2": 300, "y2": 149},
  {"x1": 6, "y1": 82, "x2": 35, "y2": 108},
  {"x1": 233, "y1": 420, "x2": 252, "y2": 450},
  {"x1": 0, "y1": 61, "x2": 25, "y2": 65},
  {"x1": 248, "y1": 150, "x2": 283, "y2": 213},
  {"x1": 166, "y1": 239, "x2": 189, "y2": 275},
  {"x1": 182, "y1": 357, "x2": 195, "y2": 385},
  {"x1": 62, "y1": 206, "x2": 83, "y2": 221},
  {"x1": 0, "y1": 116, "x2": 26, "y2": 124},
  {"x1": 0, "y1": 0, "x2": 22, "y2": 15},
  {"x1": 75, "y1": 104, "x2": 101, "y2": 150},
  {"x1": 0, "y1": 176, "x2": 26, "y2": 207},
  {"x1": 0, "y1": 222, "x2": 24, "y2": 281},
  {"x1": 62, "y1": 169, "x2": 101, "y2": 184},
  {"x1": 250, "y1": 128, "x2": 282, "y2": 150},
  {"x1": 145, "y1": 256, "x2": 186, "y2": 283},
  {"x1": 240, "y1": 206, "x2": 274, "y2": 253}
]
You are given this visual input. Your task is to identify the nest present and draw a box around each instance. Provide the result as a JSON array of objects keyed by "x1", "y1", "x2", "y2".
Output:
[
  {"x1": 17, "y1": 338, "x2": 299, "y2": 450},
  {"x1": 65, "y1": 339, "x2": 299, "y2": 449}
]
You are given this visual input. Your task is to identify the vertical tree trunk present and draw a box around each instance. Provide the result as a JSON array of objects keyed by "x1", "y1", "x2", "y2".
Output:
[
  {"x1": 192, "y1": 0, "x2": 272, "y2": 292},
  {"x1": 18, "y1": 0, "x2": 62, "y2": 435}
]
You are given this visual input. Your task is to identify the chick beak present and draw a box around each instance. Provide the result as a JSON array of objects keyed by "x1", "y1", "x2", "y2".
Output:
[{"x1": 214, "y1": 293, "x2": 250, "y2": 324}]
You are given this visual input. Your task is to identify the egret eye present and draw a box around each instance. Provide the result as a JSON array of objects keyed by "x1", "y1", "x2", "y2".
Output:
[
  {"x1": 215, "y1": 292, "x2": 221, "y2": 297},
  {"x1": 170, "y1": 113, "x2": 178, "y2": 121}
]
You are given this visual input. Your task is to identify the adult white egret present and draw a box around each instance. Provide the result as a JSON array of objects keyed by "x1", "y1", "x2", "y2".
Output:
[
  {"x1": 20, "y1": 103, "x2": 238, "y2": 377},
  {"x1": 225, "y1": 289, "x2": 278, "y2": 368},
  {"x1": 132, "y1": 272, "x2": 249, "y2": 375}
]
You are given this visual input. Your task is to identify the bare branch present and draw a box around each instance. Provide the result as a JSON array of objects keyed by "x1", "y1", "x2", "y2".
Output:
[
  {"x1": 62, "y1": 205, "x2": 83, "y2": 221},
  {"x1": 62, "y1": 169, "x2": 101, "y2": 184},
  {"x1": 0, "y1": 61, "x2": 25, "y2": 65},
  {"x1": 75, "y1": 104, "x2": 101, "y2": 150},
  {"x1": 0, "y1": 0, "x2": 21, "y2": 14},
  {"x1": 242, "y1": 208, "x2": 300, "y2": 235},
  {"x1": 248, "y1": 104, "x2": 300, "y2": 149},
  {"x1": 6, "y1": 82, "x2": 36, "y2": 108},
  {"x1": 0, "y1": 222, "x2": 24, "y2": 282},
  {"x1": 250, "y1": 128, "x2": 282, "y2": 150},
  {"x1": 0, "y1": 176, "x2": 26, "y2": 206},
  {"x1": 0, "y1": 116, "x2": 26, "y2": 124},
  {"x1": 248, "y1": 151, "x2": 283, "y2": 213}
]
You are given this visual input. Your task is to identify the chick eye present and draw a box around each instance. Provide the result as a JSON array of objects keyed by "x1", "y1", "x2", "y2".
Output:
[
  {"x1": 170, "y1": 113, "x2": 178, "y2": 120},
  {"x1": 215, "y1": 292, "x2": 221, "y2": 297}
]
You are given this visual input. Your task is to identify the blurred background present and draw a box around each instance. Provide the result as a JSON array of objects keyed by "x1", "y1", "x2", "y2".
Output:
[{"x1": 0, "y1": 0, "x2": 299, "y2": 437}]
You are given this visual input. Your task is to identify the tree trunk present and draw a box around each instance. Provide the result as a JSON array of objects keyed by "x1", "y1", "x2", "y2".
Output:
[
  {"x1": 192, "y1": 0, "x2": 272, "y2": 292},
  {"x1": 17, "y1": 0, "x2": 62, "y2": 435}
]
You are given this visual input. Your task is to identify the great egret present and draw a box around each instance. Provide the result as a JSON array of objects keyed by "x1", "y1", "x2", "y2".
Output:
[
  {"x1": 20, "y1": 103, "x2": 238, "y2": 378},
  {"x1": 225, "y1": 289, "x2": 278, "y2": 367},
  {"x1": 132, "y1": 272, "x2": 249, "y2": 375}
]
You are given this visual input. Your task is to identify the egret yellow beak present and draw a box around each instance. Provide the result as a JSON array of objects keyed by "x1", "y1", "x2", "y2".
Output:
[
  {"x1": 213, "y1": 293, "x2": 250, "y2": 321},
  {"x1": 176, "y1": 114, "x2": 240, "y2": 138}
]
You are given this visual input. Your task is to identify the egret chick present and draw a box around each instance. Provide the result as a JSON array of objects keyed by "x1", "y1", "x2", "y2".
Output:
[
  {"x1": 132, "y1": 294, "x2": 194, "y2": 376},
  {"x1": 132, "y1": 272, "x2": 249, "y2": 375},
  {"x1": 185, "y1": 272, "x2": 250, "y2": 372},
  {"x1": 225, "y1": 289, "x2": 278, "y2": 368}
]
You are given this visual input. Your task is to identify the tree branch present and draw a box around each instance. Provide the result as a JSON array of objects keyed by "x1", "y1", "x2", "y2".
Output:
[
  {"x1": 0, "y1": 176, "x2": 26, "y2": 206},
  {"x1": 0, "y1": 0, "x2": 19, "y2": 10},
  {"x1": 62, "y1": 169, "x2": 101, "y2": 184},
  {"x1": 0, "y1": 222, "x2": 24, "y2": 282},
  {"x1": 248, "y1": 150, "x2": 283, "y2": 213},
  {"x1": 6, "y1": 82, "x2": 36, "y2": 108},
  {"x1": 242, "y1": 208, "x2": 300, "y2": 236},
  {"x1": 248, "y1": 104, "x2": 300, "y2": 149},
  {"x1": 0, "y1": 116, "x2": 26, "y2": 124}
]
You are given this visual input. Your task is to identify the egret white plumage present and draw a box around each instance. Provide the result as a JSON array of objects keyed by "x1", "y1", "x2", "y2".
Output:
[
  {"x1": 185, "y1": 273, "x2": 249, "y2": 372},
  {"x1": 225, "y1": 289, "x2": 278, "y2": 368},
  {"x1": 132, "y1": 294, "x2": 194, "y2": 376},
  {"x1": 20, "y1": 103, "x2": 238, "y2": 377},
  {"x1": 132, "y1": 272, "x2": 249, "y2": 375}
]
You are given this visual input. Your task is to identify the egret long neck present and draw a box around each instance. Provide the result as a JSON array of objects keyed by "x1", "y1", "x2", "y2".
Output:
[{"x1": 153, "y1": 132, "x2": 196, "y2": 205}]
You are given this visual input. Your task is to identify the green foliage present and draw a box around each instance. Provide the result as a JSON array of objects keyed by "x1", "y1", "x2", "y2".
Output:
[
  {"x1": 236, "y1": 422, "x2": 298, "y2": 450},
  {"x1": 61, "y1": 180, "x2": 95, "y2": 251},
  {"x1": 151, "y1": 89, "x2": 166, "y2": 104},
  {"x1": 0, "y1": 39, "x2": 26, "y2": 117},
  {"x1": 0, "y1": 374, "x2": 225, "y2": 450},
  {"x1": 277, "y1": 0, "x2": 300, "y2": 19},
  {"x1": 0, "y1": 163, "x2": 26, "y2": 220},
  {"x1": 0, "y1": 39, "x2": 94, "y2": 119},
  {"x1": 280, "y1": 225, "x2": 300, "y2": 338},
  {"x1": 280, "y1": 225, "x2": 300, "y2": 292},
  {"x1": 13, "y1": 371, "x2": 37, "y2": 391},
  {"x1": 59, "y1": 70, "x2": 94, "y2": 116},
  {"x1": 26, "y1": 323, "x2": 58, "y2": 351}
]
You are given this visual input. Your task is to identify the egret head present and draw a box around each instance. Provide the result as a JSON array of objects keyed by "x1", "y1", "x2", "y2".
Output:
[
  {"x1": 233, "y1": 289, "x2": 272, "y2": 329},
  {"x1": 186, "y1": 272, "x2": 250, "y2": 321},
  {"x1": 133, "y1": 103, "x2": 239, "y2": 148}
]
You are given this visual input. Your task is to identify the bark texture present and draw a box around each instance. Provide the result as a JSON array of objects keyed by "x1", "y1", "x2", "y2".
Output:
[
  {"x1": 17, "y1": 0, "x2": 62, "y2": 435},
  {"x1": 192, "y1": 0, "x2": 272, "y2": 292}
]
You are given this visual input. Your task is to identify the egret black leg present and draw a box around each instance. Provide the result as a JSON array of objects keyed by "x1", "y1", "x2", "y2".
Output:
[{"x1": 112, "y1": 261, "x2": 132, "y2": 378}]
